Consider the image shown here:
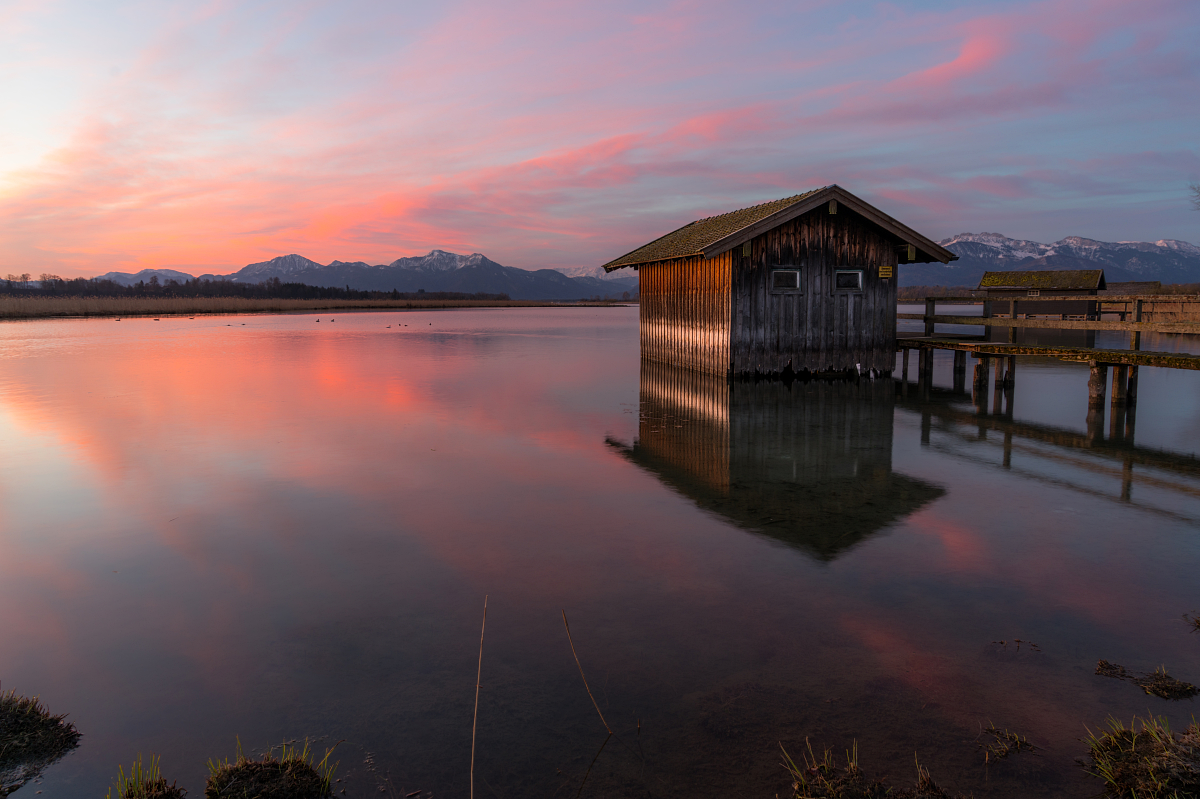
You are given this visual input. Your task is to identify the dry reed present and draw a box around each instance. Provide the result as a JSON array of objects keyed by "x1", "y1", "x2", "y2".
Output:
[
  {"x1": 0, "y1": 295, "x2": 558, "y2": 319},
  {"x1": 561, "y1": 610, "x2": 612, "y2": 735},
  {"x1": 470, "y1": 596, "x2": 488, "y2": 799}
]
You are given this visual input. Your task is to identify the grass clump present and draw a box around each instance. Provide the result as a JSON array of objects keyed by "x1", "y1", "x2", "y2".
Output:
[
  {"x1": 781, "y1": 740, "x2": 968, "y2": 798},
  {"x1": 1096, "y1": 661, "x2": 1199, "y2": 700},
  {"x1": 1084, "y1": 715, "x2": 1200, "y2": 798},
  {"x1": 106, "y1": 754, "x2": 185, "y2": 798},
  {"x1": 979, "y1": 724, "x2": 1038, "y2": 763},
  {"x1": 205, "y1": 739, "x2": 337, "y2": 799},
  {"x1": 0, "y1": 687, "x2": 81, "y2": 796},
  {"x1": 1185, "y1": 613, "x2": 1200, "y2": 634}
]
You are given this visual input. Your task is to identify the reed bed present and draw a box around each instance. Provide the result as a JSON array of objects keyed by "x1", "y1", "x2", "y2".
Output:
[{"x1": 0, "y1": 295, "x2": 559, "y2": 319}]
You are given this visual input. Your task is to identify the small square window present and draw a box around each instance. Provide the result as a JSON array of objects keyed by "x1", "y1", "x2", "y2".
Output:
[
  {"x1": 1028, "y1": 289, "x2": 1040, "y2": 297},
  {"x1": 771, "y1": 270, "x2": 800, "y2": 291},
  {"x1": 835, "y1": 270, "x2": 863, "y2": 291}
]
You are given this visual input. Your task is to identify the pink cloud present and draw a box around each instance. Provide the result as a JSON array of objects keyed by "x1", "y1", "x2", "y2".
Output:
[{"x1": 0, "y1": 0, "x2": 1195, "y2": 276}]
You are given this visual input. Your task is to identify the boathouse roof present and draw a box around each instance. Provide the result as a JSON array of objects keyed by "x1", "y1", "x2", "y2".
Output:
[
  {"x1": 602, "y1": 185, "x2": 958, "y2": 271},
  {"x1": 978, "y1": 270, "x2": 1106, "y2": 291}
]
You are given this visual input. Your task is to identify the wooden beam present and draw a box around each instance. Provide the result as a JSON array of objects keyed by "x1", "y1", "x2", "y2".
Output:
[{"x1": 898, "y1": 313, "x2": 1200, "y2": 335}]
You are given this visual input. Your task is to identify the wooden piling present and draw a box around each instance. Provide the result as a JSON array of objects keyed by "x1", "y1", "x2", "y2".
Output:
[
  {"x1": 992, "y1": 357, "x2": 1005, "y2": 415},
  {"x1": 924, "y1": 299, "x2": 936, "y2": 337},
  {"x1": 973, "y1": 357, "x2": 989, "y2": 413},
  {"x1": 1128, "y1": 299, "x2": 1141, "y2": 408},
  {"x1": 1087, "y1": 362, "x2": 1108, "y2": 409},
  {"x1": 901, "y1": 348, "x2": 909, "y2": 382},
  {"x1": 952, "y1": 350, "x2": 966, "y2": 393},
  {"x1": 919, "y1": 347, "x2": 932, "y2": 400},
  {"x1": 1109, "y1": 403, "x2": 1126, "y2": 441},
  {"x1": 1111, "y1": 364, "x2": 1129, "y2": 406},
  {"x1": 1086, "y1": 361, "x2": 1107, "y2": 440}
]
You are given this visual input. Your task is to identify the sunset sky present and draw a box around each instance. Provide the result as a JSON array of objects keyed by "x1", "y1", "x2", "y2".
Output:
[{"x1": 2, "y1": 0, "x2": 1198, "y2": 278}]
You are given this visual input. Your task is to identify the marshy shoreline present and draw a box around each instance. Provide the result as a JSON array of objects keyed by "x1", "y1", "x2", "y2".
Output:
[{"x1": 0, "y1": 295, "x2": 623, "y2": 320}]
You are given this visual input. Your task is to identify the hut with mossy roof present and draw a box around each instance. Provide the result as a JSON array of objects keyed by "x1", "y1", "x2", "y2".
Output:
[{"x1": 603, "y1": 185, "x2": 957, "y2": 376}]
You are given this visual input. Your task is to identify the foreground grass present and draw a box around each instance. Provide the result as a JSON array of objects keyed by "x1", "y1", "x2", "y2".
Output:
[
  {"x1": 0, "y1": 295, "x2": 563, "y2": 319},
  {"x1": 781, "y1": 741, "x2": 968, "y2": 799},
  {"x1": 0, "y1": 688, "x2": 81, "y2": 795},
  {"x1": 206, "y1": 740, "x2": 337, "y2": 799},
  {"x1": 107, "y1": 755, "x2": 185, "y2": 799},
  {"x1": 1085, "y1": 716, "x2": 1200, "y2": 798}
]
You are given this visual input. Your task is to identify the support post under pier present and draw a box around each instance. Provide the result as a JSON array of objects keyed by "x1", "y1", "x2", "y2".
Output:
[
  {"x1": 973, "y1": 357, "x2": 990, "y2": 414},
  {"x1": 1087, "y1": 361, "x2": 1108, "y2": 440},
  {"x1": 952, "y1": 350, "x2": 967, "y2": 394}
]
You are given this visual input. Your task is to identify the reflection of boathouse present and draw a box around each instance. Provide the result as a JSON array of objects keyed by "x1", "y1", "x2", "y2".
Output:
[{"x1": 608, "y1": 362, "x2": 943, "y2": 560}]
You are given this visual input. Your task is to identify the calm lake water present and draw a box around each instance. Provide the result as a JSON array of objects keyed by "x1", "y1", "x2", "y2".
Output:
[{"x1": 2, "y1": 306, "x2": 1200, "y2": 798}]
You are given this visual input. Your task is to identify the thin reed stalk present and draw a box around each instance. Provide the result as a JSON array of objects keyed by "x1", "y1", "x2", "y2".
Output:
[
  {"x1": 470, "y1": 595, "x2": 488, "y2": 799},
  {"x1": 575, "y1": 733, "x2": 612, "y2": 799},
  {"x1": 561, "y1": 610, "x2": 611, "y2": 734}
]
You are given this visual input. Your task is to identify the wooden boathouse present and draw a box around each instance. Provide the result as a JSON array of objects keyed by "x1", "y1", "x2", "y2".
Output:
[{"x1": 602, "y1": 185, "x2": 957, "y2": 376}]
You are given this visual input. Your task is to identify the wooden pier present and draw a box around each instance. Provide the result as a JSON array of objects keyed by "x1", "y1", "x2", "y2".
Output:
[{"x1": 896, "y1": 294, "x2": 1200, "y2": 434}]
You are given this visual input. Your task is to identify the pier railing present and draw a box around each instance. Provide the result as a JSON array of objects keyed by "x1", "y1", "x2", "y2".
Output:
[{"x1": 897, "y1": 294, "x2": 1200, "y2": 338}]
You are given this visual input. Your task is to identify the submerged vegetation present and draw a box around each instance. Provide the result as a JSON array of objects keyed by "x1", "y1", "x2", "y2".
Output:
[
  {"x1": 0, "y1": 687, "x2": 81, "y2": 797},
  {"x1": 205, "y1": 740, "x2": 337, "y2": 799},
  {"x1": 1084, "y1": 716, "x2": 1200, "y2": 799},
  {"x1": 780, "y1": 741, "x2": 968, "y2": 799},
  {"x1": 106, "y1": 755, "x2": 186, "y2": 799},
  {"x1": 1096, "y1": 660, "x2": 1200, "y2": 700}
]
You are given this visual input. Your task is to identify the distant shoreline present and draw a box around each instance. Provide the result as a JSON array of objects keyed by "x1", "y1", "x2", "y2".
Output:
[{"x1": 0, "y1": 296, "x2": 629, "y2": 320}]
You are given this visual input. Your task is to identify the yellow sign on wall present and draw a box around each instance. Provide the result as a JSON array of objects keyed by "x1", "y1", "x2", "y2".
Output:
[{"x1": 879, "y1": 264, "x2": 894, "y2": 278}]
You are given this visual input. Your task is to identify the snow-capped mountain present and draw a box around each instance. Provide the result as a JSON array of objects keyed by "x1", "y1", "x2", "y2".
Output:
[
  {"x1": 93, "y1": 268, "x2": 197, "y2": 286},
  {"x1": 899, "y1": 233, "x2": 1200, "y2": 287},
  {"x1": 183, "y1": 250, "x2": 639, "y2": 300},
  {"x1": 553, "y1": 264, "x2": 639, "y2": 283},
  {"x1": 233, "y1": 254, "x2": 325, "y2": 281},
  {"x1": 388, "y1": 250, "x2": 491, "y2": 272}
]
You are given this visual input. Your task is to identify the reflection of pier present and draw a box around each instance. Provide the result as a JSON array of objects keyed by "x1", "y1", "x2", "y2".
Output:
[
  {"x1": 607, "y1": 361, "x2": 943, "y2": 560},
  {"x1": 897, "y1": 384, "x2": 1200, "y2": 522}
]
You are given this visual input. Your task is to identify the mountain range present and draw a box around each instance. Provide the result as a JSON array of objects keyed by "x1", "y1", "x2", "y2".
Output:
[
  {"x1": 96, "y1": 251, "x2": 638, "y2": 300},
  {"x1": 900, "y1": 233, "x2": 1200, "y2": 287},
  {"x1": 93, "y1": 233, "x2": 1200, "y2": 295}
]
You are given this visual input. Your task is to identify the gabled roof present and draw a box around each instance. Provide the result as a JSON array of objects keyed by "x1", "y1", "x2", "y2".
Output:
[
  {"x1": 979, "y1": 270, "x2": 1106, "y2": 291},
  {"x1": 602, "y1": 185, "x2": 957, "y2": 271}
]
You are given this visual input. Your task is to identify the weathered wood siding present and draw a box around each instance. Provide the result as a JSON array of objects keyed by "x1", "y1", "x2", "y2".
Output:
[
  {"x1": 639, "y1": 252, "x2": 732, "y2": 375},
  {"x1": 730, "y1": 208, "x2": 897, "y2": 375}
]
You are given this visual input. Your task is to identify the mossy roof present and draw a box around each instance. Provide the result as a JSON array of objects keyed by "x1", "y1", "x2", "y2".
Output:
[
  {"x1": 602, "y1": 190, "x2": 824, "y2": 270},
  {"x1": 602, "y1": 185, "x2": 957, "y2": 270},
  {"x1": 979, "y1": 270, "x2": 1106, "y2": 290}
]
